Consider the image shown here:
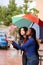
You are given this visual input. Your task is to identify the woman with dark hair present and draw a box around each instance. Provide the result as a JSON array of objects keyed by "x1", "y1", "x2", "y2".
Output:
[
  {"x1": 12, "y1": 27, "x2": 28, "y2": 65},
  {"x1": 18, "y1": 27, "x2": 28, "y2": 65},
  {"x1": 12, "y1": 28, "x2": 39, "y2": 65}
]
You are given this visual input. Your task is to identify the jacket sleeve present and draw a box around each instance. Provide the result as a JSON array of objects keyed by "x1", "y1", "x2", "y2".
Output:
[
  {"x1": 12, "y1": 38, "x2": 34, "y2": 50},
  {"x1": 12, "y1": 42, "x2": 19, "y2": 50}
]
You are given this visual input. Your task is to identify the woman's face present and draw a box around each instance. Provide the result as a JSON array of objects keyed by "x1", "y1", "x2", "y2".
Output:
[
  {"x1": 20, "y1": 28, "x2": 26, "y2": 36},
  {"x1": 26, "y1": 28, "x2": 32, "y2": 36}
]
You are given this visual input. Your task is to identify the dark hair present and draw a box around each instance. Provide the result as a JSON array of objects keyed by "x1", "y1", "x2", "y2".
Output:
[
  {"x1": 19, "y1": 27, "x2": 28, "y2": 40},
  {"x1": 30, "y1": 28, "x2": 39, "y2": 56}
]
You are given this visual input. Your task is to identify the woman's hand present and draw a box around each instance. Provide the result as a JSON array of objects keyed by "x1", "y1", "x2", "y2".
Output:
[{"x1": 5, "y1": 37, "x2": 14, "y2": 43}]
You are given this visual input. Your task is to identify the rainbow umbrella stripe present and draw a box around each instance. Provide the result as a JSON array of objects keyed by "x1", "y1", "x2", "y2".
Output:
[
  {"x1": 12, "y1": 17, "x2": 32, "y2": 28},
  {"x1": 12, "y1": 14, "x2": 43, "y2": 28}
]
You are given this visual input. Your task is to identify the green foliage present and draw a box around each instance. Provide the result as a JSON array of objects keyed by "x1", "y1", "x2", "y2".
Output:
[
  {"x1": 30, "y1": 8, "x2": 39, "y2": 16},
  {"x1": 0, "y1": 0, "x2": 39, "y2": 26},
  {"x1": 8, "y1": 0, "x2": 17, "y2": 11},
  {"x1": 0, "y1": 0, "x2": 22, "y2": 26},
  {"x1": 23, "y1": 0, "x2": 39, "y2": 15},
  {"x1": 24, "y1": 0, "x2": 29, "y2": 3}
]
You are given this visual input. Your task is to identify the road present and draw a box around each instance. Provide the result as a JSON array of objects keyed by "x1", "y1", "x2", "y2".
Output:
[
  {"x1": 0, "y1": 44, "x2": 43, "y2": 65},
  {"x1": 0, "y1": 46, "x2": 22, "y2": 65}
]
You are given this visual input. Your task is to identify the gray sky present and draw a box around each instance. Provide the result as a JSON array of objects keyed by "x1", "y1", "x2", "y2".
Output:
[
  {"x1": 0, "y1": 0, "x2": 24, "y2": 6},
  {"x1": 0, "y1": 0, "x2": 36, "y2": 7}
]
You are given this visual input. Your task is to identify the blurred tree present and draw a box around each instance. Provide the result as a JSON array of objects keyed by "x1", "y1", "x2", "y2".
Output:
[
  {"x1": 0, "y1": 6, "x2": 2, "y2": 21},
  {"x1": 23, "y1": 0, "x2": 39, "y2": 16},
  {"x1": 0, "y1": 6, "x2": 8, "y2": 23},
  {"x1": 0, "y1": 0, "x2": 22, "y2": 26},
  {"x1": 8, "y1": 0, "x2": 17, "y2": 13},
  {"x1": 23, "y1": 0, "x2": 28, "y2": 14},
  {"x1": 4, "y1": 0, "x2": 22, "y2": 26},
  {"x1": 0, "y1": 0, "x2": 39, "y2": 26},
  {"x1": 29, "y1": 8, "x2": 39, "y2": 16}
]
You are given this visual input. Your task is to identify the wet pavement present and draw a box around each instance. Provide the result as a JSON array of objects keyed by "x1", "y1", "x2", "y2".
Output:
[
  {"x1": 0, "y1": 44, "x2": 43, "y2": 65},
  {"x1": 0, "y1": 47, "x2": 22, "y2": 65}
]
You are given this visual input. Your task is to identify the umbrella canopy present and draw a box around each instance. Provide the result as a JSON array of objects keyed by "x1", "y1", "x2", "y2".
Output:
[
  {"x1": 23, "y1": 14, "x2": 43, "y2": 27},
  {"x1": 12, "y1": 14, "x2": 43, "y2": 28},
  {"x1": 12, "y1": 14, "x2": 32, "y2": 28}
]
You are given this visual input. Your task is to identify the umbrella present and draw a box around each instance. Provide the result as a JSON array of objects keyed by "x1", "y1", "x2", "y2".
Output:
[
  {"x1": 23, "y1": 14, "x2": 43, "y2": 27},
  {"x1": 12, "y1": 14, "x2": 32, "y2": 28},
  {"x1": 12, "y1": 14, "x2": 43, "y2": 28}
]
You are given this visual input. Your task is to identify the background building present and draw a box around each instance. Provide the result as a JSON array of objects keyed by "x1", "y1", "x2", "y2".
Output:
[
  {"x1": 32, "y1": 0, "x2": 43, "y2": 39},
  {"x1": 36, "y1": 0, "x2": 43, "y2": 20}
]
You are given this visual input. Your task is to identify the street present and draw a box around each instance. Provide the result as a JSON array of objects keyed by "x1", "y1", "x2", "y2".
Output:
[
  {"x1": 0, "y1": 44, "x2": 43, "y2": 65},
  {"x1": 0, "y1": 46, "x2": 22, "y2": 65}
]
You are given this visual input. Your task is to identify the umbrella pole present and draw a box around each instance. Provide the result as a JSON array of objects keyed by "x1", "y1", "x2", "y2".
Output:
[{"x1": 31, "y1": 23, "x2": 34, "y2": 27}]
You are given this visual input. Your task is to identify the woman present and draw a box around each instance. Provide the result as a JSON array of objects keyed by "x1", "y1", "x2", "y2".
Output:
[
  {"x1": 12, "y1": 27, "x2": 28, "y2": 65},
  {"x1": 12, "y1": 28, "x2": 39, "y2": 65},
  {"x1": 18, "y1": 27, "x2": 28, "y2": 65}
]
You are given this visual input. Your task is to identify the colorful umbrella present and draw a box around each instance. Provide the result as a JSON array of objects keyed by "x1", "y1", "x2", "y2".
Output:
[
  {"x1": 23, "y1": 14, "x2": 43, "y2": 27},
  {"x1": 12, "y1": 14, "x2": 43, "y2": 28},
  {"x1": 12, "y1": 14, "x2": 32, "y2": 28}
]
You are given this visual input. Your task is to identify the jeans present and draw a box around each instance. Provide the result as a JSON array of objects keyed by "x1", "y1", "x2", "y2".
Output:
[
  {"x1": 27, "y1": 55, "x2": 39, "y2": 65},
  {"x1": 22, "y1": 53, "x2": 27, "y2": 65}
]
